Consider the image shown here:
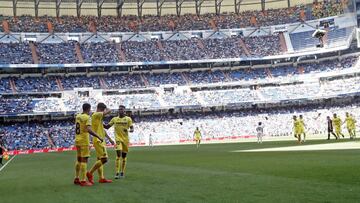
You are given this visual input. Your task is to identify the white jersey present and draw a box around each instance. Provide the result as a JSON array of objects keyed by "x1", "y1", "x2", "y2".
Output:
[{"x1": 256, "y1": 125, "x2": 264, "y2": 136}]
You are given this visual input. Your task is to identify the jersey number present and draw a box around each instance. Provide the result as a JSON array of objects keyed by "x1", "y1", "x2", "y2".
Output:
[{"x1": 76, "y1": 122, "x2": 80, "y2": 135}]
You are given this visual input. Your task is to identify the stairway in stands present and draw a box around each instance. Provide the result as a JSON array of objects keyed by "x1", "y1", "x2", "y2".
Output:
[
  {"x1": 279, "y1": 32, "x2": 288, "y2": 53},
  {"x1": 181, "y1": 72, "x2": 191, "y2": 85},
  {"x1": 140, "y1": 74, "x2": 150, "y2": 86},
  {"x1": 116, "y1": 43, "x2": 127, "y2": 62},
  {"x1": 9, "y1": 78, "x2": 17, "y2": 93},
  {"x1": 99, "y1": 76, "x2": 108, "y2": 89},
  {"x1": 29, "y1": 42, "x2": 39, "y2": 64},
  {"x1": 75, "y1": 42, "x2": 84, "y2": 63},
  {"x1": 56, "y1": 77, "x2": 64, "y2": 91},
  {"x1": 156, "y1": 40, "x2": 170, "y2": 61},
  {"x1": 239, "y1": 39, "x2": 251, "y2": 56}
]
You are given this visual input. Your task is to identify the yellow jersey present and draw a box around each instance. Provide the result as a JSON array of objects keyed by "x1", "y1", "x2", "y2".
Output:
[
  {"x1": 194, "y1": 130, "x2": 201, "y2": 139},
  {"x1": 109, "y1": 116, "x2": 133, "y2": 144},
  {"x1": 293, "y1": 119, "x2": 301, "y2": 133},
  {"x1": 75, "y1": 113, "x2": 91, "y2": 146},
  {"x1": 299, "y1": 118, "x2": 305, "y2": 130},
  {"x1": 92, "y1": 112, "x2": 105, "y2": 143},
  {"x1": 333, "y1": 117, "x2": 342, "y2": 128}
]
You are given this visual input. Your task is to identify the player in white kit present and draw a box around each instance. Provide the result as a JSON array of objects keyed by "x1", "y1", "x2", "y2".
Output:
[{"x1": 256, "y1": 122, "x2": 264, "y2": 143}]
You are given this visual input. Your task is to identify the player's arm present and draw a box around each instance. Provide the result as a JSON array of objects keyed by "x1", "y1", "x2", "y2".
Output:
[
  {"x1": 129, "y1": 118, "x2": 134, "y2": 133},
  {"x1": 86, "y1": 126, "x2": 103, "y2": 142},
  {"x1": 104, "y1": 130, "x2": 115, "y2": 145}
]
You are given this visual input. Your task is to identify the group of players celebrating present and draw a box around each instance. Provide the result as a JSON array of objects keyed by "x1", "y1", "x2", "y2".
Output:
[
  {"x1": 293, "y1": 112, "x2": 357, "y2": 143},
  {"x1": 73, "y1": 103, "x2": 133, "y2": 187}
]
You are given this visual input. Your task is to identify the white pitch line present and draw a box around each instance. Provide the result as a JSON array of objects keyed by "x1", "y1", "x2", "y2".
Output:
[
  {"x1": 232, "y1": 142, "x2": 360, "y2": 152},
  {"x1": 0, "y1": 155, "x2": 17, "y2": 173}
]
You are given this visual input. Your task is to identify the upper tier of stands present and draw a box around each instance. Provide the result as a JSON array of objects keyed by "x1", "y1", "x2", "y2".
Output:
[
  {"x1": 0, "y1": 24, "x2": 355, "y2": 65},
  {"x1": 0, "y1": 2, "x2": 345, "y2": 33}
]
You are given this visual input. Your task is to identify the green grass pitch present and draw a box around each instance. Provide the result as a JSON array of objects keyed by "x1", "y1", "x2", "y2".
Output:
[{"x1": 0, "y1": 139, "x2": 360, "y2": 203}]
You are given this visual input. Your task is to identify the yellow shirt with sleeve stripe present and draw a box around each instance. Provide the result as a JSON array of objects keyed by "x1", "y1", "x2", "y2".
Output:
[
  {"x1": 75, "y1": 113, "x2": 91, "y2": 146},
  {"x1": 92, "y1": 112, "x2": 106, "y2": 144},
  {"x1": 109, "y1": 116, "x2": 133, "y2": 144}
]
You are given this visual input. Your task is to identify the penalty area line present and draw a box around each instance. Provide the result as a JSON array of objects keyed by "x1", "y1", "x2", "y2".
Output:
[{"x1": 0, "y1": 155, "x2": 17, "y2": 173}]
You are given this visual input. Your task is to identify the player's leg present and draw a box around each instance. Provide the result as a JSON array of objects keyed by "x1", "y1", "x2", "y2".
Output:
[
  {"x1": 339, "y1": 129, "x2": 345, "y2": 138},
  {"x1": 74, "y1": 146, "x2": 81, "y2": 184},
  {"x1": 120, "y1": 152, "x2": 128, "y2": 178},
  {"x1": 327, "y1": 130, "x2": 330, "y2": 140},
  {"x1": 118, "y1": 143, "x2": 129, "y2": 178},
  {"x1": 79, "y1": 146, "x2": 92, "y2": 186},
  {"x1": 0, "y1": 156, "x2": 3, "y2": 166},
  {"x1": 88, "y1": 143, "x2": 107, "y2": 182},
  {"x1": 303, "y1": 132, "x2": 306, "y2": 142},
  {"x1": 115, "y1": 143, "x2": 122, "y2": 179},
  {"x1": 353, "y1": 128, "x2": 356, "y2": 139},
  {"x1": 296, "y1": 133, "x2": 300, "y2": 143},
  {"x1": 331, "y1": 130, "x2": 337, "y2": 139}
]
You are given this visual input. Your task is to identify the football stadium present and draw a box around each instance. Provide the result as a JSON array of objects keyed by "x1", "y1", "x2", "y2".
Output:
[{"x1": 1, "y1": 0, "x2": 360, "y2": 202}]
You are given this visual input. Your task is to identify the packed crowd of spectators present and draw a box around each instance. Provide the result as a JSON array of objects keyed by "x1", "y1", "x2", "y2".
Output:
[
  {"x1": 2, "y1": 103, "x2": 360, "y2": 150},
  {"x1": 185, "y1": 70, "x2": 230, "y2": 84},
  {"x1": 312, "y1": 1, "x2": 344, "y2": 19},
  {"x1": 201, "y1": 36, "x2": 247, "y2": 58},
  {"x1": 0, "y1": 1, "x2": 346, "y2": 33},
  {"x1": 0, "y1": 55, "x2": 357, "y2": 93},
  {"x1": 105, "y1": 73, "x2": 144, "y2": 89},
  {"x1": 0, "y1": 98, "x2": 33, "y2": 114},
  {"x1": 0, "y1": 6, "x2": 306, "y2": 33},
  {"x1": 145, "y1": 72, "x2": 187, "y2": 86},
  {"x1": 60, "y1": 75, "x2": 101, "y2": 90},
  {"x1": 1, "y1": 73, "x2": 359, "y2": 115},
  {"x1": 2, "y1": 123, "x2": 51, "y2": 150},
  {"x1": 13, "y1": 77, "x2": 58, "y2": 92},
  {"x1": 122, "y1": 40, "x2": 166, "y2": 62},
  {"x1": 244, "y1": 35, "x2": 282, "y2": 56},
  {"x1": 36, "y1": 41, "x2": 78, "y2": 64},
  {"x1": 0, "y1": 25, "x2": 355, "y2": 65},
  {"x1": 0, "y1": 43, "x2": 33, "y2": 64},
  {"x1": 81, "y1": 42, "x2": 120, "y2": 63}
]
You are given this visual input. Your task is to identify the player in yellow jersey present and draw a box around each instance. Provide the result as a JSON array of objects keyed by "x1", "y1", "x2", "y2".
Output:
[
  {"x1": 74, "y1": 103, "x2": 103, "y2": 187},
  {"x1": 86, "y1": 103, "x2": 115, "y2": 184},
  {"x1": 351, "y1": 114, "x2": 356, "y2": 139},
  {"x1": 193, "y1": 127, "x2": 202, "y2": 149},
  {"x1": 104, "y1": 105, "x2": 133, "y2": 179},
  {"x1": 293, "y1": 116, "x2": 301, "y2": 143},
  {"x1": 299, "y1": 115, "x2": 306, "y2": 142},
  {"x1": 344, "y1": 112, "x2": 356, "y2": 139},
  {"x1": 333, "y1": 113, "x2": 344, "y2": 139}
]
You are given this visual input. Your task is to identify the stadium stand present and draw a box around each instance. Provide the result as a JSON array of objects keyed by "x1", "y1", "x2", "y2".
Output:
[{"x1": 0, "y1": 5, "x2": 329, "y2": 33}]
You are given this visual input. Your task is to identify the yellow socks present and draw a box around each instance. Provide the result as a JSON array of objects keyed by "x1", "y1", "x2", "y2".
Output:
[
  {"x1": 116, "y1": 157, "x2": 121, "y2": 173},
  {"x1": 90, "y1": 160, "x2": 103, "y2": 175},
  {"x1": 80, "y1": 162, "x2": 87, "y2": 181},
  {"x1": 75, "y1": 161, "x2": 80, "y2": 178},
  {"x1": 120, "y1": 157, "x2": 127, "y2": 174},
  {"x1": 97, "y1": 165, "x2": 104, "y2": 179}
]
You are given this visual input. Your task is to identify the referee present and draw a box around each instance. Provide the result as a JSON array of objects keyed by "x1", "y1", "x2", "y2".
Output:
[{"x1": 327, "y1": 116, "x2": 337, "y2": 140}]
